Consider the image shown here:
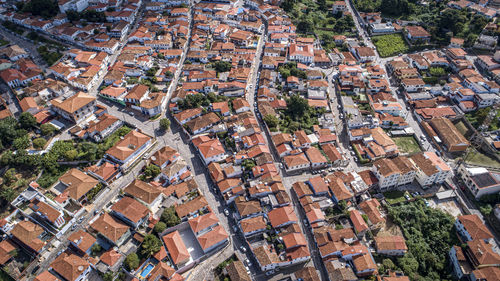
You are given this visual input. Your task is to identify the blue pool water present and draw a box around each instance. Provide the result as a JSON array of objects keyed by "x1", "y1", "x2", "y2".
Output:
[{"x1": 140, "y1": 264, "x2": 154, "y2": 278}]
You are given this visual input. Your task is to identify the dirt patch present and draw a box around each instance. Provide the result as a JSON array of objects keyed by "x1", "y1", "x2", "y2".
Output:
[
  {"x1": 374, "y1": 216, "x2": 403, "y2": 237},
  {"x1": 429, "y1": 198, "x2": 463, "y2": 218}
]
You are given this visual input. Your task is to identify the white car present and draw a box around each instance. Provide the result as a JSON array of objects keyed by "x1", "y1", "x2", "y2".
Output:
[{"x1": 224, "y1": 209, "x2": 229, "y2": 216}]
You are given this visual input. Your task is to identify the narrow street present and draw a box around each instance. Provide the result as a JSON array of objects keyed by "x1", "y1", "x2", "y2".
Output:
[
  {"x1": 346, "y1": 0, "x2": 435, "y2": 154},
  {"x1": 0, "y1": 26, "x2": 46, "y2": 67},
  {"x1": 162, "y1": 2, "x2": 194, "y2": 113}
]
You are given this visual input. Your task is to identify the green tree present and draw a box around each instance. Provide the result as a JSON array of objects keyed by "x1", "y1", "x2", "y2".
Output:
[
  {"x1": 429, "y1": 67, "x2": 446, "y2": 77},
  {"x1": 380, "y1": 0, "x2": 410, "y2": 16},
  {"x1": 91, "y1": 244, "x2": 102, "y2": 256},
  {"x1": 161, "y1": 206, "x2": 180, "y2": 227},
  {"x1": 355, "y1": 0, "x2": 381, "y2": 12},
  {"x1": 3, "y1": 168, "x2": 16, "y2": 185},
  {"x1": 297, "y1": 17, "x2": 314, "y2": 34},
  {"x1": 64, "y1": 149, "x2": 78, "y2": 161},
  {"x1": 32, "y1": 138, "x2": 47, "y2": 150},
  {"x1": 125, "y1": 253, "x2": 139, "y2": 270},
  {"x1": 383, "y1": 258, "x2": 396, "y2": 271},
  {"x1": 480, "y1": 204, "x2": 493, "y2": 216},
  {"x1": 78, "y1": 142, "x2": 99, "y2": 161},
  {"x1": 213, "y1": 61, "x2": 232, "y2": 73},
  {"x1": 154, "y1": 221, "x2": 166, "y2": 234},
  {"x1": 19, "y1": 112, "x2": 37, "y2": 129},
  {"x1": 439, "y1": 9, "x2": 467, "y2": 35},
  {"x1": 389, "y1": 200, "x2": 458, "y2": 279},
  {"x1": 317, "y1": 0, "x2": 327, "y2": 10},
  {"x1": 263, "y1": 114, "x2": 279, "y2": 128},
  {"x1": 40, "y1": 123, "x2": 56, "y2": 136},
  {"x1": 361, "y1": 214, "x2": 369, "y2": 223},
  {"x1": 0, "y1": 117, "x2": 24, "y2": 146},
  {"x1": 281, "y1": 0, "x2": 296, "y2": 12},
  {"x1": 464, "y1": 33, "x2": 478, "y2": 48},
  {"x1": 21, "y1": 0, "x2": 59, "y2": 19},
  {"x1": 398, "y1": 253, "x2": 419, "y2": 276},
  {"x1": 474, "y1": 107, "x2": 491, "y2": 126},
  {"x1": 13, "y1": 136, "x2": 30, "y2": 150},
  {"x1": 159, "y1": 118, "x2": 170, "y2": 130},
  {"x1": 470, "y1": 14, "x2": 489, "y2": 34},
  {"x1": 335, "y1": 15, "x2": 355, "y2": 32},
  {"x1": 141, "y1": 234, "x2": 162, "y2": 257},
  {"x1": 102, "y1": 272, "x2": 114, "y2": 281},
  {"x1": 242, "y1": 159, "x2": 256, "y2": 171},
  {"x1": 0, "y1": 186, "x2": 16, "y2": 201},
  {"x1": 287, "y1": 94, "x2": 310, "y2": 120},
  {"x1": 143, "y1": 164, "x2": 161, "y2": 180}
]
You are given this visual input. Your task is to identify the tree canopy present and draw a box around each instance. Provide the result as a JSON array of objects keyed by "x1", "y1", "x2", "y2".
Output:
[
  {"x1": 388, "y1": 200, "x2": 458, "y2": 280},
  {"x1": 142, "y1": 164, "x2": 161, "y2": 181},
  {"x1": 67, "y1": 10, "x2": 107, "y2": 22},
  {"x1": 124, "y1": 253, "x2": 139, "y2": 270},
  {"x1": 213, "y1": 61, "x2": 232, "y2": 73},
  {"x1": 286, "y1": 94, "x2": 310, "y2": 120},
  {"x1": 278, "y1": 62, "x2": 307, "y2": 80},
  {"x1": 19, "y1": 112, "x2": 36, "y2": 129},
  {"x1": 17, "y1": 0, "x2": 58, "y2": 19},
  {"x1": 263, "y1": 114, "x2": 279, "y2": 129},
  {"x1": 161, "y1": 206, "x2": 180, "y2": 227},
  {"x1": 177, "y1": 93, "x2": 211, "y2": 110},
  {"x1": 160, "y1": 118, "x2": 170, "y2": 130},
  {"x1": 140, "y1": 234, "x2": 162, "y2": 258}
]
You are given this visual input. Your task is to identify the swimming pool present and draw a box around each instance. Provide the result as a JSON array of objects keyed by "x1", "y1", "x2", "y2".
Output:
[{"x1": 140, "y1": 263, "x2": 154, "y2": 278}]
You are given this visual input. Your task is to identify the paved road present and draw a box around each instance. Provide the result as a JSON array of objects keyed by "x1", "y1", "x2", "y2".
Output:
[
  {"x1": 0, "y1": 26, "x2": 47, "y2": 67},
  {"x1": 345, "y1": 0, "x2": 436, "y2": 155},
  {"x1": 246, "y1": 27, "x2": 266, "y2": 112},
  {"x1": 161, "y1": 5, "x2": 193, "y2": 114}
]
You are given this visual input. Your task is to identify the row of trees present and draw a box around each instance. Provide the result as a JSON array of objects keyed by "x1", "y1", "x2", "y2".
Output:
[
  {"x1": 67, "y1": 10, "x2": 107, "y2": 23},
  {"x1": 177, "y1": 92, "x2": 228, "y2": 110}
]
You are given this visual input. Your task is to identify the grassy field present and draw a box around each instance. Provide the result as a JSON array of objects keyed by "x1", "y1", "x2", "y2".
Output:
[
  {"x1": 372, "y1": 34, "x2": 409, "y2": 57},
  {"x1": 392, "y1": 136, "x2": 421, "y2": 154},
  {"x1": 383, "y1": 190, "x2": 407, "y2": 205},
  {"x1": 454, "y1": 120, "x2": 469, "y2": 136},
  {"x1": 465, "y1": 149, "x2": 500, "y2": 169}
]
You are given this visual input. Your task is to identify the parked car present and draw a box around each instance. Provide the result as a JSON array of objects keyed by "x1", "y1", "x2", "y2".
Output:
[{"x1": 224, "y1": 209, "x2": 230, "y2": 216}]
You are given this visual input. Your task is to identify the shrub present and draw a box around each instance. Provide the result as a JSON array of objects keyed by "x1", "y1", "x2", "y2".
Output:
[
  {"x1": 372, "y1": 34, "x2": 409, "y2": 57},
  {"x1": 125, "y1": 253, "x2": 139, "y2": 270},
  {"x1": 33, "y1": 138, "x2": 47, "y2": 149},
  {"x1": 40, "y1": 124, "x2": 56, "y2": 136},
  {"x1": 154, "y1": 222, "x2": 166, "y2": 234},
  {"x1": 159, "y1": 118, "x2": 170, "y2": 130}
]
